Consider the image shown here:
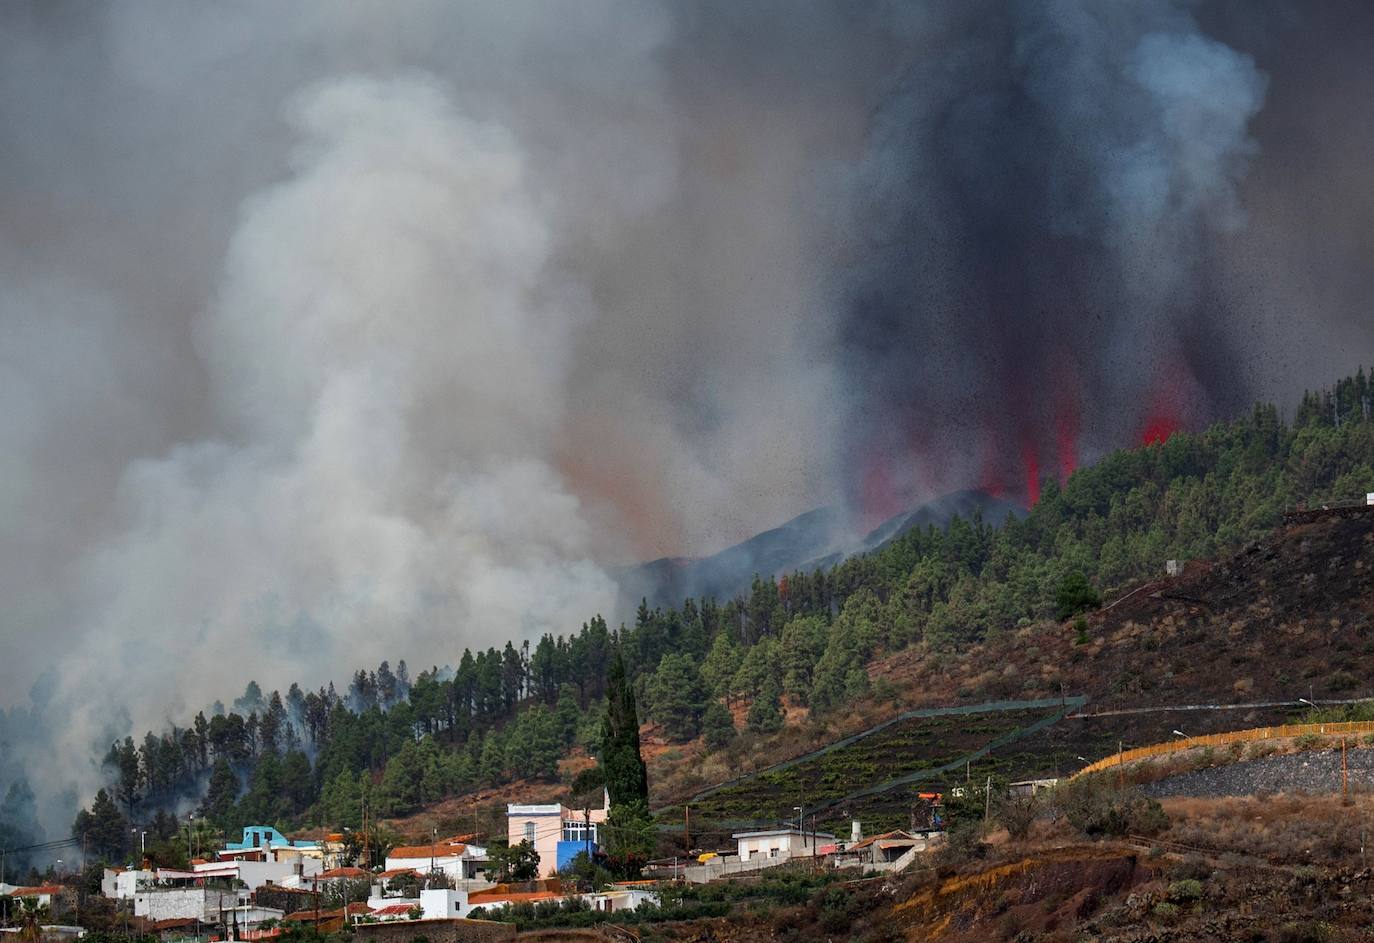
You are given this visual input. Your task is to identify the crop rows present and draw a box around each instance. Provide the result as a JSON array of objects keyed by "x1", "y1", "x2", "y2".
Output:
[{"x1": 688, "y1": 707, "x2": 1054, "y2": 827}]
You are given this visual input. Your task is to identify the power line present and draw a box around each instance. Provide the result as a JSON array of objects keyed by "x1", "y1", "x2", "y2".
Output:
[{"x1": 0, "y1": 837, "x2": 81, "y2": 855}]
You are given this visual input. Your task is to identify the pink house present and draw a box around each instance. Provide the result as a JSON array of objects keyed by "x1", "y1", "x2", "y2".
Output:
[{"x1": 506, "y1": 790, "x2": 609, "y2": 878}]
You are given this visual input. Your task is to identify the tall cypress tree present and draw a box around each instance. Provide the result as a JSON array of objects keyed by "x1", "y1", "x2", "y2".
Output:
[{"x1": 600, "y1": 649, "x2": 648, "y2": 806}]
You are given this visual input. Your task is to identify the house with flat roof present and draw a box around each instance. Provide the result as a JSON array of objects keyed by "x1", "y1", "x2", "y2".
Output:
[
  {"x1": 506, "y1": 791, "x2": 609, "y2": 878},
  {"x1": 220, "y1": 827, "x2": 321, "y2": 864},
  {"x1": 731, "y1": 827, "x2": 835, "y2": 862}
]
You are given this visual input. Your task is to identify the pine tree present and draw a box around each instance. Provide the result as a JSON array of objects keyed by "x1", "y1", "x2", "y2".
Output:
[
  {"x1": 646, "y1": 653, "x2": 708, "y2": 741},
  {"x1": 746, "y1": 676, "x2": 784, "y2": 735},
  {"x1": 203, "y1": 758, "x2": 239, "y2": 828},
  {"x1": 702, "y1": 701, "x2": 736, "y2": 751},
  {"x1": 72, "y1": 788, "x2": 128, "y2": 861}
]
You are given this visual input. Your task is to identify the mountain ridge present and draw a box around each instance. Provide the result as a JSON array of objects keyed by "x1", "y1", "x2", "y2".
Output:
[{"x1": 617, "y1": 489, "x2": 1027, "y2": 609}]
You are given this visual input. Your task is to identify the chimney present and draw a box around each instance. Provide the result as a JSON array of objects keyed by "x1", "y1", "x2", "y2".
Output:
[{"x1": 851, "y1": 820, "x2": 862, "y2": 844}]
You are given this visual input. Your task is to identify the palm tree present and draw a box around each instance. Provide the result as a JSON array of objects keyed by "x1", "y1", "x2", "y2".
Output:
[{"x1": 16, "y1": 898, "x2": 50, "y2": 943}]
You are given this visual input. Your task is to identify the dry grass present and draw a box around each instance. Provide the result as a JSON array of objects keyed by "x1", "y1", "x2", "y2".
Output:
[{"x1": 1161, "y1": 794, "x2": 1374, "y2": 868}]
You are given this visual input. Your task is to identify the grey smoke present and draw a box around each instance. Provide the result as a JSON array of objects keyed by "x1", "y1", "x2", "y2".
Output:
[
  {"x1": 1, "y1": 0, "x2": 1372, "y2": 838},
  {"x1": 836, "y1": 3, "x2": 1273, "y2": 509}
]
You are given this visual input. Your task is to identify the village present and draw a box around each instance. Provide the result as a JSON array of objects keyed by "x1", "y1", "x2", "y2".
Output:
[{"x1": 0, "y1": 784, "x2": 953, "y2": 942}]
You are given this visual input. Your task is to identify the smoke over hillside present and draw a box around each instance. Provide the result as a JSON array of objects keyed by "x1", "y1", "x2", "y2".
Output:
[{"x1": 1, "y1": 1, "x2": 1373, "y2": 834}]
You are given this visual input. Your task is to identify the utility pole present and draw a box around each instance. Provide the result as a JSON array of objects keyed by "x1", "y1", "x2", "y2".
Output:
[
  {"x1": 361, "y1": 794, "x2": 370, "y2": 870},
  {"x1": 1343, "y1": 737, "x2": 1350, "y2": 803},
  {"x1": 983, "y1": 776, "x2": 992, "y2": 824}
]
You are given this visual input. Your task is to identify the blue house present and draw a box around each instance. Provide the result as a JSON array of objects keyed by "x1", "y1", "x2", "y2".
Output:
[{"x1": 224, "y1": 825, "x2": 319, "y2": 852}]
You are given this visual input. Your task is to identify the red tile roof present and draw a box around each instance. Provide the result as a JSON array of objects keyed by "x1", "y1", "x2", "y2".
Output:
[
  {"x1": 282, "y1": 903, "x2": 372, "y2": 922},
  {"x1": 378, "y1": 867, "x2": 419, "y2": 879},
  {"x1": 149, "y1": 918, "x2": 204, "y2": 931},
  {"x1": 467, "y1": 890, "x2": 565, "y2": 905},
  {"x1": 387, "y1": 843, "x2": 466, "y2": 859},
  {"x1": 10, "y1": 885, "x2": 64, "y2": 897},
  {"x1": 318, "y1": 867, "x2": 371, "y2": 879},
  {"x1": 372, "y1": 904, "x2": 419, "y2": 917}
]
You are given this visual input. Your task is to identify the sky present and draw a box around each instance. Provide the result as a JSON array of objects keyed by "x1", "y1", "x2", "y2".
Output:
[{"x1": 2, "y1": 1, "x2": 1373, "y2": 828}]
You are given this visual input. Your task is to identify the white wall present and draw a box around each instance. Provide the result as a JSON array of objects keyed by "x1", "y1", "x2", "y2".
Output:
[
  {"x1": 735, "y1": 833, "x2": 825, "y2": 861},
  {"x1": 117, "y1": 870, "x2": 152, "y2": 900},
  {"x1": 419, "y1": 888, "x2": 476, "y2": 920}
]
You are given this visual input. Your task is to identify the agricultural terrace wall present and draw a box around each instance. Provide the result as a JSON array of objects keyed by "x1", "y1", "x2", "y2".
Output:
[
  {"x1": 1072, "y1": 721, "x2": 1374, "y2": 778},
  {"x1": 684, "y1": 695, "x2": 1087, "y2": 807}
]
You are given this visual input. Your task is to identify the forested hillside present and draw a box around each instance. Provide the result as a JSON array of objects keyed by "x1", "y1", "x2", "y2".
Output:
[{"x1": 64, "y1": 370, "x2": 1374, "y2": 862}]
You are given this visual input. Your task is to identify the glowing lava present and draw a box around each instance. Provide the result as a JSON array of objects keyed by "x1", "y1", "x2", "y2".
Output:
[{"x1": 1139, "y1": 415, "x2": 1180, "y2": 446}]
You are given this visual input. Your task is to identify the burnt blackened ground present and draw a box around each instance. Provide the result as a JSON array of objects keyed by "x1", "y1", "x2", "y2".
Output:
[{"x1": 1141, "y1": 746, "x2": 1374, "y2": 799}]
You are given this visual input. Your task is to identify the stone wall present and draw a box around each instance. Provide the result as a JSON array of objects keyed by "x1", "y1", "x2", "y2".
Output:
[{"x1": 352, "y1": 917, "x2": 515, "y2": 943}]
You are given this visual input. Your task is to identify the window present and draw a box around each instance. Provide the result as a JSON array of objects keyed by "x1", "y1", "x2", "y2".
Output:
[
  {"x1": 562, "y1": 822, "x2": 599, "y2": 844},
  {"x1": 768, "y1": 848, "x2": 778, "y2": 858},
  {"x1": 524, "y1": 822, "x2": 536, "y2": 842}
]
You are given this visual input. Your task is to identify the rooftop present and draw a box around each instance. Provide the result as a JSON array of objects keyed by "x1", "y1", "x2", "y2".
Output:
[
  {"x1": 377, "y1": 867, "x2": 420, "y2": 879},
  {"x1": 387, "y1": 843, "x2": 467, "y2": 860},
  {"x1": 9, "y1": 886, "x2": 64, "y2": 897},
  {"x1": 506, "y1": 803, "x2": 562, "y2": 815},
  {"x1": 846, "y1": 829, "x2": 921, "y2": 852},
  {"x1": 318, "y1": 867, "x2": 371, "y2": 879}
]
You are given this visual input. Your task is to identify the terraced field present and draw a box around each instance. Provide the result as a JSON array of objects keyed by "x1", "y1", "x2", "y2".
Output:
[{"x1": 686, "y1": 703, "x2": 1068, "y2": 829}]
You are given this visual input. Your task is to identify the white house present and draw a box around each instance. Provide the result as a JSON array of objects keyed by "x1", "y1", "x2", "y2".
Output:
[
  {"x1": 144, "y1": 858, "x2": 320, "y2": 895},
  {"x1": 418, "y1": 888, "x2": 474, "y2": 920},
  {"x1": 101, "y1": 868, "x2": 155, "y2": 900},
  {"x1": 382, "y1": 836, "x2": 487, "y2": 883},
  {"x1": 732, "y1": 828, "x2": 835, "y2": 862},
  {"x1": 1, "y1": 885, "x2": 64, "y2": 910},
  {"x1": 589, "y1": 883, "x2": 659, "y2": 913}
]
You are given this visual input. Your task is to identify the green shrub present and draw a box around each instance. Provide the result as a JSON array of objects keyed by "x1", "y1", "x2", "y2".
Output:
[
  {"x1": 1329, "y1": 670, "x2": 1357, "y2": 692},
  {"x1": 1056, "y1": 778, "x2": 1168, "y2": 838},
  {"x1": 1295, "y1": 733, "x2": 1326, "y2": 751},
  {"x1": 1057, "y1": 571, "x2": 1101, "y2": 620},
  {"x1": 1167, "y1": 878, "x2": 1203, "y2": 902},
  {"x1": 1152, "y1": 902, "x2": 1179, "y2": 920},
  {"x1": 1074, "y1": 616, "x2": 1091, "y2": 645}
]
